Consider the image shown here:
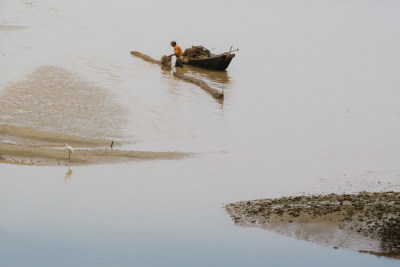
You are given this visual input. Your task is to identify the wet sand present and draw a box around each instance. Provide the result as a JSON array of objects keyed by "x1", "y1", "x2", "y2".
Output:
[
  {"x1": 0, "y1": 142, "x2": 190, "y2": 166},
  {"x1": 0, "y1": 66, "x2": 192, "y2": 166},
  {"x1": 0, "y1": 125, "x2": 190, "y2": 166},
  {"x1": 0, "y1": 65, "x2": 128, "y2": 140},
  {"x1": 226, "y1": 192, "x2": 400, "y2": 259},
  {"x1": 0, "y1": 25, "x2": 28, "y2": 31},
  {"x1": 0, "y1": 124, "x2": 110, "y2": 147}
]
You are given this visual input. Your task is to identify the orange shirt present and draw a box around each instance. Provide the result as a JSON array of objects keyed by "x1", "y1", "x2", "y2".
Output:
[{"x1": 174, "y1": 45, "x2": 183, "y2": 57}]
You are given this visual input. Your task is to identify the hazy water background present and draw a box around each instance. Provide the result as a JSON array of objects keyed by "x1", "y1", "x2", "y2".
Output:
[{"x1": 1, "y1": 0, "x2": 400, "y2": 266}]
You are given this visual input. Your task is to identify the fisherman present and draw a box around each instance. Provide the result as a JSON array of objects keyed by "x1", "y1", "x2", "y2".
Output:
[{"x1": 168, "y1": 41, "x2": 184, "y2": 68}]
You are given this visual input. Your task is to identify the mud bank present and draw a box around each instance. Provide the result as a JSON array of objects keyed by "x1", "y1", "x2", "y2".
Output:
[
  {"x1": 0, "y1": 125, "x2": 191, "y2": 166},
  {"x1": 0, "y1": 25, "x2": 28, "y2": 31},
  {"x1": 0, "y1": 65, "x2": 128, "y2": 140},
  {"x1": 0, "y1": 125, "x2": 110, "y2": 147},
  {"x1": 0, "y1": 142, "x2": 190, "y2": 166},
  {"x1": 226, "y1": 192, "x2": 400, "y2": 259},
  {"x1": 0, "y1": 65, "x2": 192, "y2": 166}
]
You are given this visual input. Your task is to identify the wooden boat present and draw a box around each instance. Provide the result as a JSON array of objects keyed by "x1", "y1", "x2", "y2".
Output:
[
  {"x1": 186, "y1": 53, "x2": 235, "y2": 70},
  {"x1": 183, "y1": 46, "x2": 237, "y2": 70}
]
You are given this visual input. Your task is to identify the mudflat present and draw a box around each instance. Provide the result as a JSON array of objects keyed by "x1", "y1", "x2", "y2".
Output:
[
  {"x1": 0, "y1": 124, "x2": 110, "y2": 147},
  {"x1": 226, "y1": 192, "x2": 400, "y2": 259},
  {"x1": 0, "y1": 125, "x2": 190, "y2": 166},
  {"x1": 0, "y1": 65, "x2": 191, "y2": 166},
  {"x1": 0, "y1": 142, "x2": 189, "y2": 166},
  {"x1": 0, "y1": 65, "x2": 128, "y2": 140}
]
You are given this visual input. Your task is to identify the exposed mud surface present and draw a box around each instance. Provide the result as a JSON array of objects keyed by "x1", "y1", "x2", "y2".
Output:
[
  {"x1": 0, "y1": 65, "x2": 128, "y2": 141},
  {"x1": 226, "y1": 192, "x2": 400, "y2": 259},
  {"x1": 0, "y1": 125, "x2": 110, "y2": 147},
  {"x1": 0, "y1": 142, "x2": 190, "y2": 166},
  {"x1": 0, "y1": 66, "x2": 192, "y2": 166},
  {"x1": 0, "y1": 125, "x2": 191, "y2": 166},
  {"x1": 0, "y1": 25, "x2": 28, "y2": 31}
]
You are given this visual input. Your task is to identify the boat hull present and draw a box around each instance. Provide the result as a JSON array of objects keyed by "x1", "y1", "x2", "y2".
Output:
[{"x1": 187, "y1": 53, "x2": 235, "y2": 70}]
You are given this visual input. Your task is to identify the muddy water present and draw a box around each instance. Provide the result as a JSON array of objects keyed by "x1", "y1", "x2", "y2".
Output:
[{"x1": 1, "y1": 0, "x2": 400, "y2": 266}]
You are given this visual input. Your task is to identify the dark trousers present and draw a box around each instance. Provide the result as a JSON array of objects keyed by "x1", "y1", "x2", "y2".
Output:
[{"x1": 175, "y1": 57, "x2": 183, "y2": 68}]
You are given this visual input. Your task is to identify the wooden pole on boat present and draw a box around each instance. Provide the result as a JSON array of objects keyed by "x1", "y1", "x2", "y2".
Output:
[{"x1": 227, "y1": 46, "x2": 239, "y2": 54}]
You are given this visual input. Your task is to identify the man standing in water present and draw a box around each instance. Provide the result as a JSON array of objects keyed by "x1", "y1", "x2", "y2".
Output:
[{"x1": 168, "y1": 41, "x2": 183, "y2": 68}]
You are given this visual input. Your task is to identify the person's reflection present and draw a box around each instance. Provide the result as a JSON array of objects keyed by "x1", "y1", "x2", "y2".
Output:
[{"x1": 65, "y1": 167, "x2": 73, "y2": 183}]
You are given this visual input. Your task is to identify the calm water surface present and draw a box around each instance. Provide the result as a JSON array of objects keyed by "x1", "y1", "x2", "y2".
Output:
[{"x1": 1, "y1": 0, "x2": 400, "y2": 266}]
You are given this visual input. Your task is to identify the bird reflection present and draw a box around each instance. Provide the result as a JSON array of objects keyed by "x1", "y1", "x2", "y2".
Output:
[{"x1": 65, "y1": 167, "x2": 73, "y2": 183}]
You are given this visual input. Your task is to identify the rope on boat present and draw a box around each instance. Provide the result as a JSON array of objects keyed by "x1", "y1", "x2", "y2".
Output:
[{"x1": 130, "y1": 51, "x2": 224, "y2": 100}]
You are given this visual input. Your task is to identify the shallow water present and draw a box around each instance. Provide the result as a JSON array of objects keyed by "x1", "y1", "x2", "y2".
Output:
[{"x1": 1, "y1": 0, "x2": 400, "y2": 266}]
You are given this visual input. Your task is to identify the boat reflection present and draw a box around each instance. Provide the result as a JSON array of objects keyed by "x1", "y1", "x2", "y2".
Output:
[
  {"x1": 182, "y1": 65, "x2": 231, "y2": 85},
  {"x1": 159, "y1": 63, "x2": 231, "y2": 105},
  {"x1": 160, "y1": 64, "x2": 231, "y2": 85}
]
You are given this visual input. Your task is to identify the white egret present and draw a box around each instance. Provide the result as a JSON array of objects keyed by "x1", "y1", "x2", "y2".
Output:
[{"x1": 65, "y1": 143, "x2": 74, "y2": 159}]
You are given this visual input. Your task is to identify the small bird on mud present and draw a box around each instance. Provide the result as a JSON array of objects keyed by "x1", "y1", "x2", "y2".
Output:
[
  {"x1": 111, "y1": 141, "x2": 114, "y2": 149},
  {"x1": 65, "y1": 143, "x2": 74, "y2": 159}
]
